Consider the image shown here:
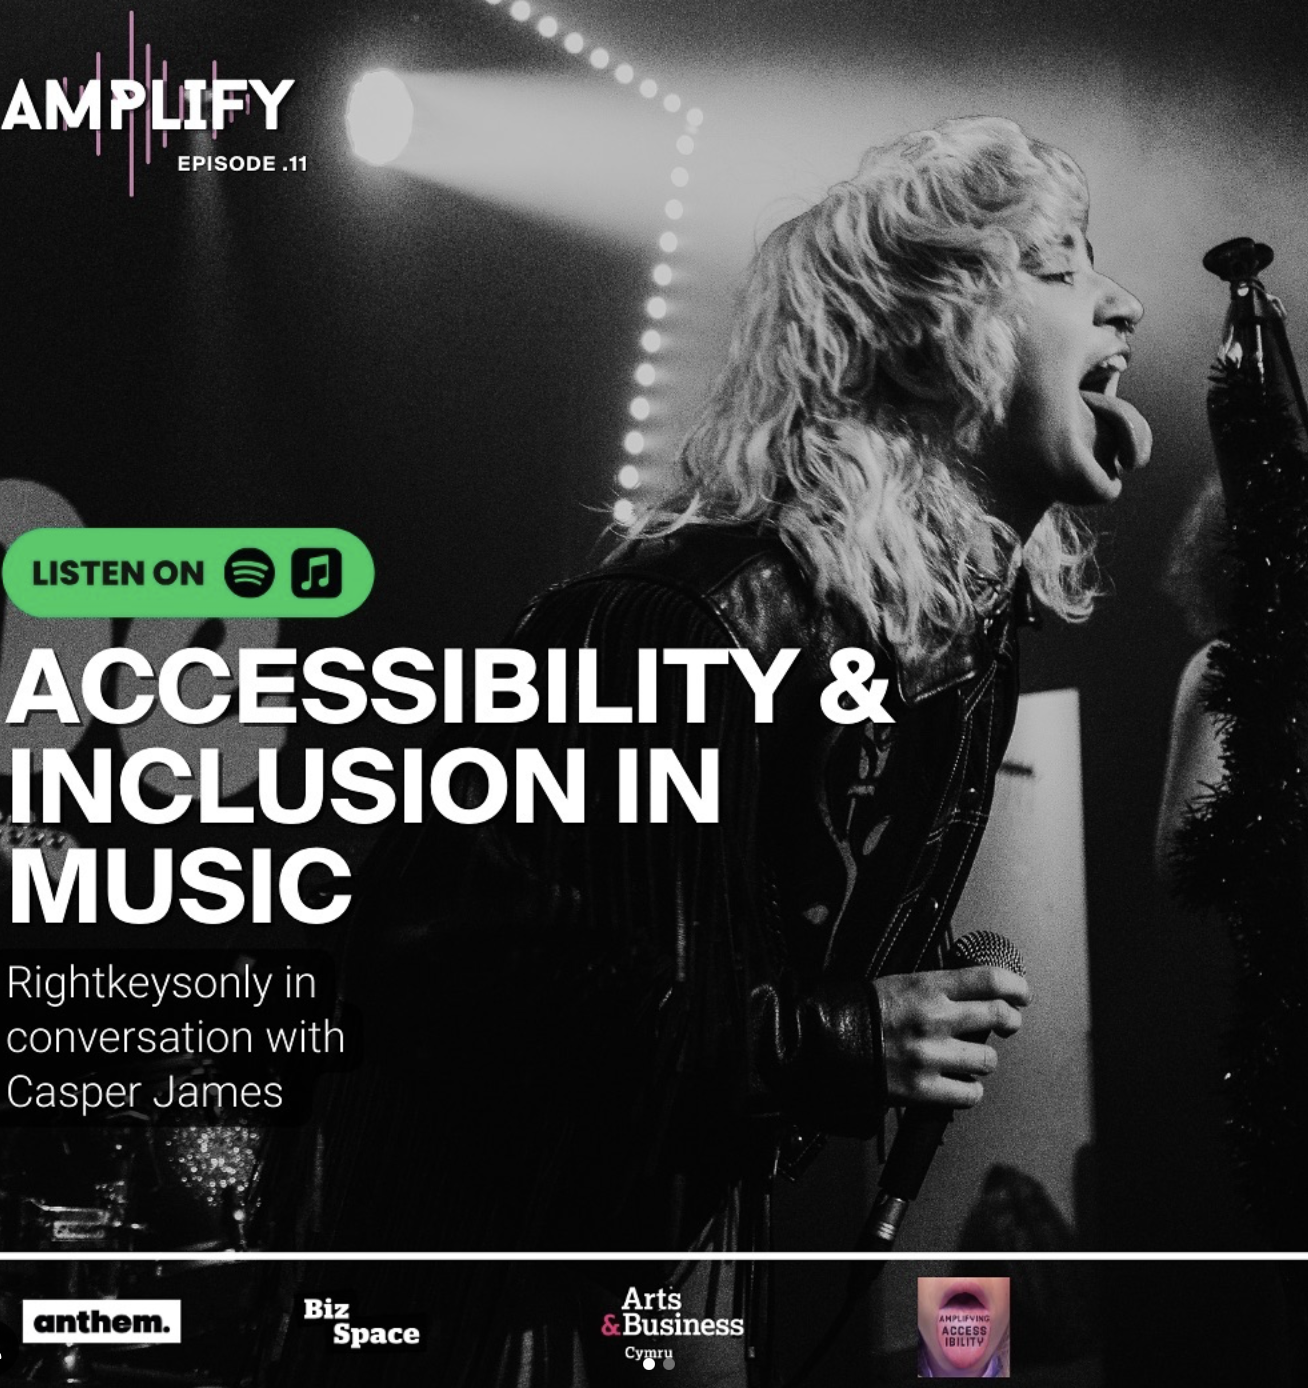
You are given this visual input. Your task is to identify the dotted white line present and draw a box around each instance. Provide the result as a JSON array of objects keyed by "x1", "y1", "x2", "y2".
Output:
[{"x1": 476, "y1": 0, "x2": 704, "y2": 524}]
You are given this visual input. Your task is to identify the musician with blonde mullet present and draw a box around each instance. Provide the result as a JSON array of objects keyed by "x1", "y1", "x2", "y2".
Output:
[
  {"x1": 631, "y1": 116, "x2": 1108, "y2": 664},
  {"x1": 322, "y1": 113, "x2": 1152, "y2": 1388}
]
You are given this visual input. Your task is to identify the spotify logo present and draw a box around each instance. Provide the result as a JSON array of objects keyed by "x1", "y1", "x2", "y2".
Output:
[{"x1": 224, "y1": 547, "x2": 276, "y2": 597}]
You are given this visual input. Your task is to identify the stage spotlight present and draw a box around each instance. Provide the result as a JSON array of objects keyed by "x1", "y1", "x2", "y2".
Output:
[
  {"x1": 345, "y1": 69, "x2": 414, "y2": 165},
  {"x1": 619, "y1": 465, "x2": 641, "y2": 489}
]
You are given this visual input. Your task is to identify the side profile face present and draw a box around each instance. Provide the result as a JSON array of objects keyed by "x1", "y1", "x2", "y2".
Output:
[
  {"x1": 918, "y1": 1276, "x2": 1011, "y2": 1376},
  {"x1": 977, "y1": 224, "x2": 1151, "y2": 537}
]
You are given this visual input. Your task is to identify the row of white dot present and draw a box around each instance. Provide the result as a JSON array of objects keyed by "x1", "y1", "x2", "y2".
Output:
[
  {"x1": 479, "y1": 0, "x2": 703, "y2": 525},
  {"x1": 618, "y1": 147, "x2": 699, "y2": 522},
  {"x1": 487, "y1": 0, "x2": 702, "y2": 118}
]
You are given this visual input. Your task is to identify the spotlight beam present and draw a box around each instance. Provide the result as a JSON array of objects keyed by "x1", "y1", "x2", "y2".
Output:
[
  {"x1": 346, "y1": 69, "x2": 415, "y2": 164},
  {"x1": 366, "y1": 72, "x2": 682, "y2": 248}
]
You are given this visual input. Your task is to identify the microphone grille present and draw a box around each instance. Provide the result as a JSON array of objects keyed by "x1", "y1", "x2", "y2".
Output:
[{"x1": 950, "y1": 929, "x2": 1025, "y2": 978}]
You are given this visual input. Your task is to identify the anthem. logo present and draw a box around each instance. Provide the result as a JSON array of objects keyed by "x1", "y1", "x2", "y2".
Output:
[{"x1": 22, "y1": 1300, "x2": 181, "y2": 1344}]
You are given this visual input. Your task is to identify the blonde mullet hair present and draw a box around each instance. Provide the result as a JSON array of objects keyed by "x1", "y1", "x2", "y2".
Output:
[{"x1": 623, "y1": 116, "x2": 1101, "y2": 669}]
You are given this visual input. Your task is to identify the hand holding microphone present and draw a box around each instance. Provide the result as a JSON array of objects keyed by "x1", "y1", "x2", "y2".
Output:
[
  {"x1": 784, "y1": 932, "x2": 1030, "y2": 1386},
  {"x1": 865, "y1": 931, "x2": 1029, "y2": 1250}
]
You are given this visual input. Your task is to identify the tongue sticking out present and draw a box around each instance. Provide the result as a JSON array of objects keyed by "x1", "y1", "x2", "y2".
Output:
[
  {"x1": 936, "y1": 1296, "x2": 992, "y2": 1371},
  {"x1": 1081, "y1": 389, "x2": 1153, "y2": 477}
]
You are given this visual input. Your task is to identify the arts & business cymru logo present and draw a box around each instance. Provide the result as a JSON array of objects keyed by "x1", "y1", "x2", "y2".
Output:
[{"x1": 599, "y1": 1285, "x2": 745, "y2": 1371}]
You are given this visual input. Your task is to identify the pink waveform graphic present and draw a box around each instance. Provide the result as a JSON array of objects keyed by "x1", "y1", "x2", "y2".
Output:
[{"x1": 62, "y1": 11, "x2": 238, "y2": 197}]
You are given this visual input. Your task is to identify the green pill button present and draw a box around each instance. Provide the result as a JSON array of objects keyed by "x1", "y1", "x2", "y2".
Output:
[{"x1": 3, "y1": 528, "x2": 374, "y2": 617}]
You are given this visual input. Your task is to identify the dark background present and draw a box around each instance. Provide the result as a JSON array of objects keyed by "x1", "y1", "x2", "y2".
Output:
[
  {"x1": 4, "y1": 0, "x2": 1308, "y2": 1264},
  {"x1": 1, "y1": 1259, "x2": 1299, "y2": 1384}
]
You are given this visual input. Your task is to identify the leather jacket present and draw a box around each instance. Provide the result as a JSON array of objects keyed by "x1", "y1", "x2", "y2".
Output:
[
  {"x1": 324, "y1": 524, "x2": 1024, "y2": 1259},
  {"x1": 615, "y1": 527, "x2": 1024, "y2": 1149}
]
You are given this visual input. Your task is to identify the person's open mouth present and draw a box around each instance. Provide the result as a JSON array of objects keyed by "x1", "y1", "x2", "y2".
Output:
[
  {"x1": 936, "y1": 1279, "x2": 993, "y2": 1370},
  {"x1": 1080, "y1": 349, "x2": 1153, "y2": 479}
]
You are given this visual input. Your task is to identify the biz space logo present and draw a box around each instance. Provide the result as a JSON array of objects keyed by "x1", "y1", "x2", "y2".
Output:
[
  {"x1": 303, "y1": 1295, "x2": 424, "y2": 1352},
  {"x1": 600, "y1": 1285, "x2": 745, "y2": 1372}
]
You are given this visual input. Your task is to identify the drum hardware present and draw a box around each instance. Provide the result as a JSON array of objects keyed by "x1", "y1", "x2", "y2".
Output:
[
  {"x1": 0, "y1": 812, "x2": 77, "y2": 883},
  {"x1": 1, "y1": 1060, "x2": 265, "y2": 1254}
]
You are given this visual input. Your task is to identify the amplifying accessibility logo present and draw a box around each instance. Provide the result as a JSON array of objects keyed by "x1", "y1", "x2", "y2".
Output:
[{"x1": 3, "y1": 528, "x2": 372, "y2": 617}]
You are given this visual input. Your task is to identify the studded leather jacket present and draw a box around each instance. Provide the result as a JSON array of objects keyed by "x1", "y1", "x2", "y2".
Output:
[{"x1": 326, "y1": 524, "x2": 1024, "y2": 1262}]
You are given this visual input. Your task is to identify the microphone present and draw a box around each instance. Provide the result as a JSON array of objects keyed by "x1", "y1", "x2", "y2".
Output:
[
  {"x1": 860, "y1": 929, "x2": 1026, "y2": 1252},
  {"x1": 1203, "y1": 237, "x2": 1308, "y2": 509},
  {"x1": 782, "y1": 930, "x2": 1027, "y2": 1388}
]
